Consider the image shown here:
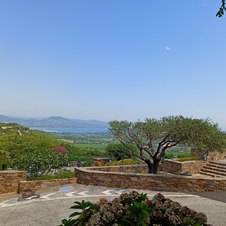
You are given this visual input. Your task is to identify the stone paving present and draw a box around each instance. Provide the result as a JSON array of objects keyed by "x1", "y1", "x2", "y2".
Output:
[{"x1": 0, "y1": 183, "x2": 226, "y2": 226}]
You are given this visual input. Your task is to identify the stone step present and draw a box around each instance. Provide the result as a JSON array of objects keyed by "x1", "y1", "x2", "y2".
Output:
[
  {"x1": 200, "y1": 168, "x2": 226, "y2": 177},
  {"x1": 199, "y1": 160, "x2": 226, "y2": 178},
  {"x1": 198, "y1": 171, "x2": 226, "y2": 178},
  {"x1": 203, "y1": 165, "x2": 226, "y2": 173},
  {"x1": 206, "y1": 164, "x2": 226, "y2": 170},
  {"x1": 209, "y1": 161, "x2": 226, "y2": 167}
]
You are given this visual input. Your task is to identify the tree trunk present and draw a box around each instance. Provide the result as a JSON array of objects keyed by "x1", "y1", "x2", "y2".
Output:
[{"x1": 145, "y1": 160, "x2": 159, "y2": 174}]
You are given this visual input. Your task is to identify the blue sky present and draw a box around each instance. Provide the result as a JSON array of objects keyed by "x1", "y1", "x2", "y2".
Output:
[{"x1": 0, "y1": 1, "x2": 226, "y2": 130}]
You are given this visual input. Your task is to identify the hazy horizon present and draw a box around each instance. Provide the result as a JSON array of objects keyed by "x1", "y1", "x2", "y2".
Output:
[{"x1": 1, "y1": 113, "x2": 226, "y2": 132}]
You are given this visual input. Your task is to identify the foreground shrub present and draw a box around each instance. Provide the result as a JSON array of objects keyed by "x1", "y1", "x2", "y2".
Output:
[{"x1": 60, "y1": 191, "x2": 211, "y2": 226}]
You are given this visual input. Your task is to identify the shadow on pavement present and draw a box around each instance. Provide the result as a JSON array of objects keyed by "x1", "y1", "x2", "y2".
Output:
[{"x1": 190, "y1": 191, "x2": 226, "y2": 203}]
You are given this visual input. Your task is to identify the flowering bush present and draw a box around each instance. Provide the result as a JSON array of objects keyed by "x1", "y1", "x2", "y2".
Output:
[
  {"x1": 50, "y1": 146, "x2": 68, "y2": 153},
  {"x1": 60, "y1": 191, "x2": 211, "y2": 226}
]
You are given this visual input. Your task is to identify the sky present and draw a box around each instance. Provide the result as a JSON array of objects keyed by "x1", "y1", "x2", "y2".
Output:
[{"x1": 0, "y1": 0, "x2": 226, "y2": 130}]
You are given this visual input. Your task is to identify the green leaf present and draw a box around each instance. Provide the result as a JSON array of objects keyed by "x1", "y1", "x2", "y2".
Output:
[
  {"x1": 69, "y1": 212, "x2": 81, "y2": 218},
  {"x1": 60, "y1": 218, "x2": 77, "y2": 226},
  {"x1": 70, "y1": 200, "x2": 94, "y2": 210}
]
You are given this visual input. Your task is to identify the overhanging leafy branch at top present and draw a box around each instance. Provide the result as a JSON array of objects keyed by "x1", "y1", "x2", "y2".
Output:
[{"x1": 216, "y1": 0, "x2": 226, "y2": 17}]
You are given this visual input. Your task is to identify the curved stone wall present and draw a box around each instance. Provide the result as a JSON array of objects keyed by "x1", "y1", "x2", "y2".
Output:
[{"x1": 75, "y1": 165, "x2": 226, "y2": 192}]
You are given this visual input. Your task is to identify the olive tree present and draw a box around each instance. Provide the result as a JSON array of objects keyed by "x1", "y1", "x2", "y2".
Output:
[{"x1": 109, "y1": 116, "x2": 226, "y2": 174}]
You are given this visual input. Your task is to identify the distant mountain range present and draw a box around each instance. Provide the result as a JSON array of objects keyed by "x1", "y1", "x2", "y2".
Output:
[{"x1": 0, "y1": 115, "x2": 108, "y2": 128}]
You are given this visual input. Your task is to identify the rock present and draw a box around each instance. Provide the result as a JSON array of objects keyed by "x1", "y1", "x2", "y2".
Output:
[
  {"x1": 180, "y1": 171, "x2": 192, "y2": 176},
  {"x1": 18, "y1": 189, "x2": 40, "y2": 201}
]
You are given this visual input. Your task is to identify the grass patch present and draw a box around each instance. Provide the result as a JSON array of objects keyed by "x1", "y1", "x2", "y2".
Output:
[
  {"x1": 74, "y1": 143, "x2": 108, "y2": 151},
  {"x1": 57, "y1": 139, "x2": 74, "y2": 143},
  {"x1": 175, "y1": 156, "x2": 201, "y2": 162},
  {"x1": 106, "y1": 158, "x2": 137, "y2": 166}
]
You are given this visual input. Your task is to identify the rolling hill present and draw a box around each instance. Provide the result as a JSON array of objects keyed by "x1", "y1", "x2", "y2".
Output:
[{"x1": 0, "y1": 115, "x2": 108, "y2": 128}]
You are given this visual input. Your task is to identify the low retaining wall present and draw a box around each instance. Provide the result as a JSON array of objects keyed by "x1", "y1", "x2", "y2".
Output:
[
  {"x1": 75, "y1": 165, "x2": 226, "y2": 192},
  {"x1": 18, "y1": 177, "x2": 77, "y2": 193},
  {"x1": 0, "y1": 170, "x2": 26, "y2": 194}
]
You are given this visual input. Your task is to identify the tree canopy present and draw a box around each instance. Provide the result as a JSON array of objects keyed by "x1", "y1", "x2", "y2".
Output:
[
  {"x1": 109, "y1": 116, "x2": 226, "y2": 174},
  {"x1": 12, "y1": 145, "x2": 69, "y2": 176},
  {"x1": 0, "y1": 150, "x2": 10, "y2": 170},
  {"x1": 105, "y1": 143, "x2": 134, "y2": 161}
]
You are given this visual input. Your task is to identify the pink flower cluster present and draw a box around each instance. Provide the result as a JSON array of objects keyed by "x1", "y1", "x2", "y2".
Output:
[
  {"x1": 50, "y1": 146, "x2": 68, "y2": 153},
  {"x1": 0, "y1": 154, "x2": 7, "y2": 159}
]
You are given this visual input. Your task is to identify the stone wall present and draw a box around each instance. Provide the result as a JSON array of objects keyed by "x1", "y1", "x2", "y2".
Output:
[
  {"x1": 18, "y1": 177, "x2": 77, "y2": 193},
  {"x1": 75, "y1": 165, "x2": 226, "y2": 192},
  {"x1": 159, "y1": 160, "x2": 206, "y2": 174},
  {"x1": 0, "y1": 170, "x2": 26, "y2": 194},
  {"x1": 191, "y1": 148, "x2": 226, "y2": 161}
]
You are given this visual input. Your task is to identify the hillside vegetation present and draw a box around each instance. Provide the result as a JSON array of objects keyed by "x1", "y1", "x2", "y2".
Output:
[
  {"x1": 0, "y1": 123, "x2": 58, "y2": 157},
  {"x1": 0, "y1": 123, "x2": 104, "y2": 171}
]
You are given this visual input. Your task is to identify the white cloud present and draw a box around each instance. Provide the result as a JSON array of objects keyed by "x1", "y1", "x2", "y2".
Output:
[{"x1": 165, "y1": 46, "x2": 171, "y2": 50}]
